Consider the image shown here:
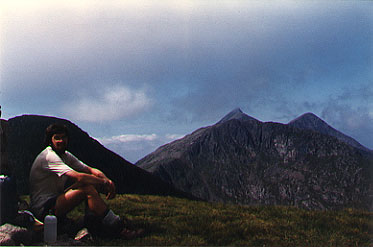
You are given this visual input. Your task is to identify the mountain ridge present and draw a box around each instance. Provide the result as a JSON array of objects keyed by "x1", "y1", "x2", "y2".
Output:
[
  {"x1": 219, "y1": 109, "x2": 371, "y2": 152},
  {"x1": 137, "y1": 109, "x2": 373, "y2": 210}
]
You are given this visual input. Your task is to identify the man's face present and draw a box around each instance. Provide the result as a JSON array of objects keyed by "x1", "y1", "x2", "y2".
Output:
[{"x1": 51, "y1": 133, "x2": 68, "y2": 153}]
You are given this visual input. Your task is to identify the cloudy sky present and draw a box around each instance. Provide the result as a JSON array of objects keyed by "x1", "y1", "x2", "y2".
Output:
[{"x1": 1, "y1": 0, "x2": 372, "y2": 163}]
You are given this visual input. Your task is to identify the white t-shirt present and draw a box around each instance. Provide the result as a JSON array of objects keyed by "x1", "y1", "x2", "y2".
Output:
[{"x1": 29, "y1": 146, "x2": 89, "y2": 218}]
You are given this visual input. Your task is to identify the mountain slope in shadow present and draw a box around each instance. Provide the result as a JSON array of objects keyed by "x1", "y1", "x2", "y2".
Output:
[
  {"x1": 7, "y1": 114, "x2": 195, "y2": 200},
  {"x1": 137, "y1": 109, "x2": 373, "y2": 210}
]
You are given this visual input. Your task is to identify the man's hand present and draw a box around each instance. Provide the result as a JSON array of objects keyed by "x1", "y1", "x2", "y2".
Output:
[
  {"x1": 65, "y1": 170, "x2": 116, "y2": 199},
  {"x1": 104, "y1": 179, "x2": 116, "y2": 200},
  {"x1": 90, "y1": 168, "x2": 108, "y2": 180},
  {"x1": 86, "y1": 167, "x2": 116, "y2": 199}
]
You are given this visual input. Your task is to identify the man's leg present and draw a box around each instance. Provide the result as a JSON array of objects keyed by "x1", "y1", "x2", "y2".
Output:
[
  {"x1": 54, "y1": 185, "x2": 141, "y2": 239},
  {"x1": 54, "y1": 185, "x2": 108, "y2": 217}
]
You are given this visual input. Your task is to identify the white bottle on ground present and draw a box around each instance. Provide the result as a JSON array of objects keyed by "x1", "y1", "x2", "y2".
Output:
[{"x1": 44, "y1": 211, "x2": 57, "y2": 244}]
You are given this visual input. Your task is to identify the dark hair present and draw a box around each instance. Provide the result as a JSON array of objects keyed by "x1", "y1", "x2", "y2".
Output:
[{"x1": 44, "y1": 123, "x2": 69, "y2": 147}]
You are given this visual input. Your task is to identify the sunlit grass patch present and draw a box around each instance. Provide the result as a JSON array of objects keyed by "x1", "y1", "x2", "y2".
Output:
[
  {"x1": 91, "y1": 194, "x2": 372, "y2": 246},
  {"x1": 22, "y1": 194, "x2": 372, "y2": 246}
]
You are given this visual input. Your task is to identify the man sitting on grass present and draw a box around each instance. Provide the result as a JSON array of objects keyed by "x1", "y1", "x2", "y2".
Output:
[{"x1": 29, "y1": 123, "x2": 143, "y2": 239}]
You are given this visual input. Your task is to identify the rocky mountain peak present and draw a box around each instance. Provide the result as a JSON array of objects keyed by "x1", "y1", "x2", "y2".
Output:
[
  {"x1": 289, "y1": 112, "x2": 370, "y2": 152},
  {"x1": 217, "y1": 108, "x2": 259, "y2": 124},
  {"x1": 288, "y1": 112, "x2": 329, "y2": 130}
]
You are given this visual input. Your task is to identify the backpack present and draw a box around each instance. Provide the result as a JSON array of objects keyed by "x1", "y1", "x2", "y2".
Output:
[{"x1": 0, "y1": 175, "x2": 18, "y2": 225}]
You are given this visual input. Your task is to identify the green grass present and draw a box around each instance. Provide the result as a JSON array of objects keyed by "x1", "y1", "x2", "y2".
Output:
[{"x1": 65, "y1": 194, "x2": 372, "y2": 246}]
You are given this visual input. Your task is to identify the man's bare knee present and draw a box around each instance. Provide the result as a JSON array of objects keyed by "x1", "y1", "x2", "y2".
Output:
[{"x1": 80, "y1": 185, "x2": 99, "y2": 197}]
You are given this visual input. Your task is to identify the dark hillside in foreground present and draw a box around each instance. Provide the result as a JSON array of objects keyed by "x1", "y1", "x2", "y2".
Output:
[
  {"x1": 7, "y1": 115, "x2": 195, "y2": 200},
  {"x1": 137, "y1": 109, "x2": 373, "y2": 210}
]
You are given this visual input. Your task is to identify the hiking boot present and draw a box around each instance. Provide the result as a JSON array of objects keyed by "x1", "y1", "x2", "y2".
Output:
[{"x1": 74, "y1": 228, "x2": 93, "y2": 243}]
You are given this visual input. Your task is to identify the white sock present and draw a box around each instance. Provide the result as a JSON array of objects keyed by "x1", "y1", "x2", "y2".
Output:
[{"x1": 102, "y1": 209, "x2": 121, "y2": 226}]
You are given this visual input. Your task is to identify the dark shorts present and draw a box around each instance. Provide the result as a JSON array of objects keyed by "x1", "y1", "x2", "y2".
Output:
[
  {"x1": 40, "y1": 196, "x2": 57, "y2": 219},
  {"x1": 39, "y1": 178, "x2": 75, "y2": 220}
]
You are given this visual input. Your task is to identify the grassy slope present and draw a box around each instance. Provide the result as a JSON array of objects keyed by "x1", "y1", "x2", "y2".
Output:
[{"x1": 67, "y1": 194, "x2": 372, "y2": 246}]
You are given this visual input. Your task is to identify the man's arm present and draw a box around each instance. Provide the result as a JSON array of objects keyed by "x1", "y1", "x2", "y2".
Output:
[
  {"x1": 64, "y1": 170, "x2": 116, "y2": 200},
  {"x1": 86, "y1": 167, "x2": 116, "y2": 199},
  {"x1": 87, "y1": 167, "x2": 108, "y2": 179}
]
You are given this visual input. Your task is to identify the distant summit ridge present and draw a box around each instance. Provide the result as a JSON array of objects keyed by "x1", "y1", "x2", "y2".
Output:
[
  {"x1": 219, "y1": 109, "x2": 369, "y2": 152},
  {"x1": 288, "y1": 112, "x2": 330, "y2": 130},
  {"x1": 289, "y1": 112, "x2": 369, "y2": 152},
  {"x1": 218, "y1": 108, "x2": 259, "y2": 124}
]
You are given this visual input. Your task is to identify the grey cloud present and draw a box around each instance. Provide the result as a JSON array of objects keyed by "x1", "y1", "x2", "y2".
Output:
[
  {"x1": 321, "y1": 84, "x2": 373, "y2": 149},
  {"x1": 154, "y1": 3, "x2": 371, "y2": 124},
  {"x1": 322, "y1": 104, "x2": 373, "y2": 149},
  {"x1": 4, "y1": 1, "x2": 370, "y2": 89},
  {"x1": 62, "y1": 85, "x2": 152, "y2": 122}
]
